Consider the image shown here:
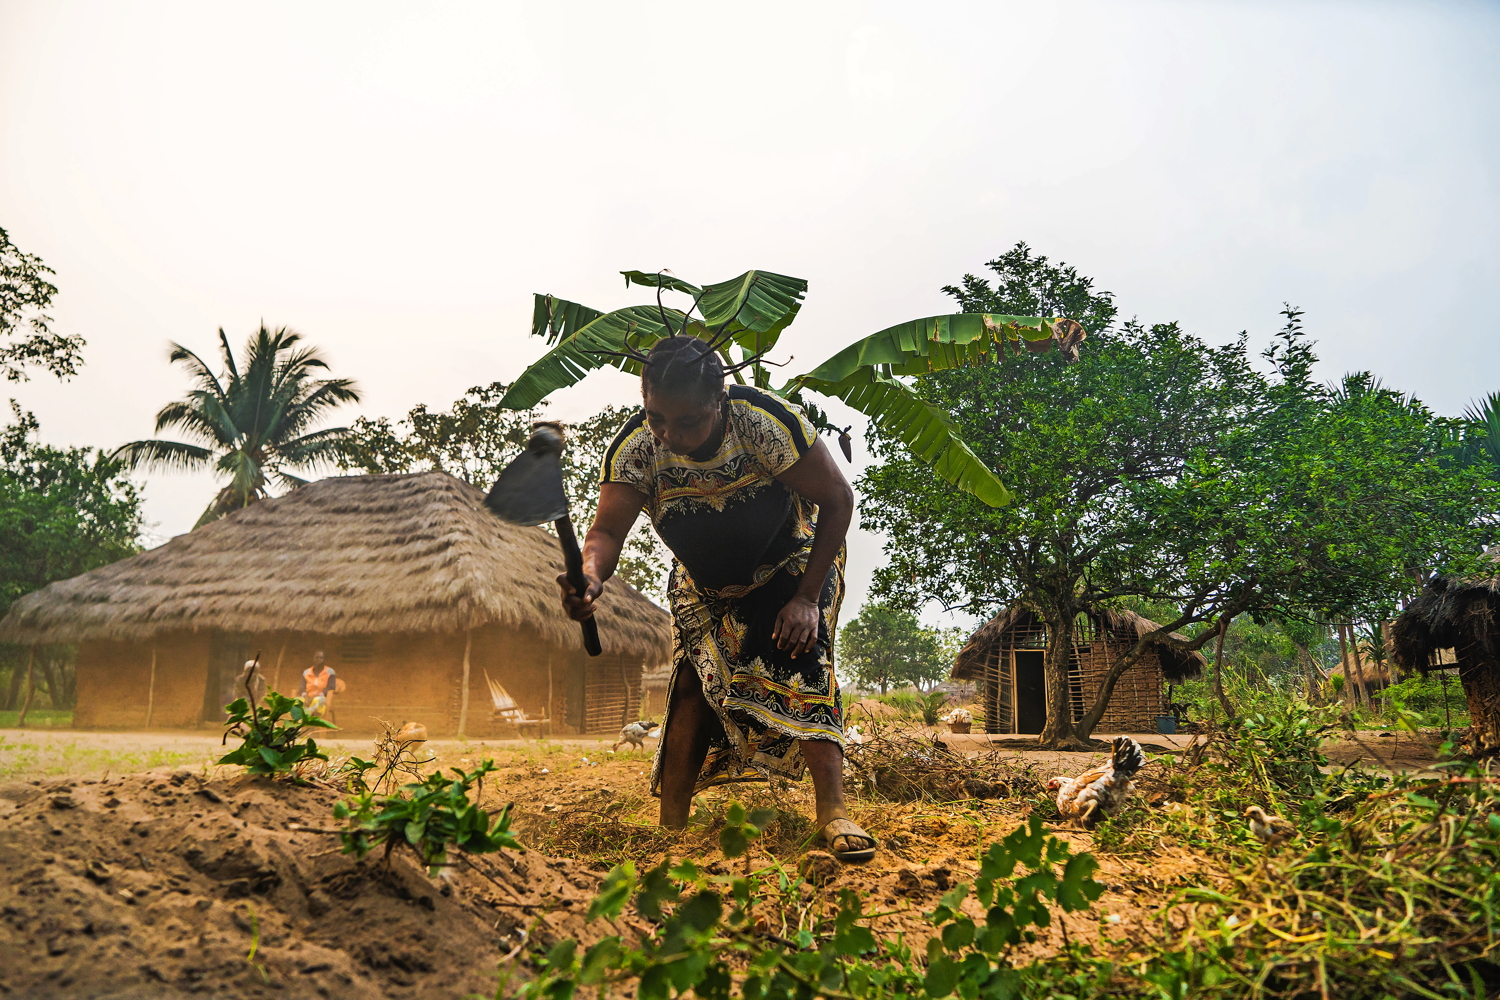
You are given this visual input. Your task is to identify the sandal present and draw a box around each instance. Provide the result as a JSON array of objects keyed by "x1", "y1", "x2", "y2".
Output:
[{"x1": 819, "y1": 817, "x2": 877, "y2": 865}]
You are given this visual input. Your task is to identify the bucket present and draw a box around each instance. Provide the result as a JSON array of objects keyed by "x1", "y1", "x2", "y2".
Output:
[
  {"x1": 1155, "y1": 715, "x2": 1177, "y2": 735},
  {"x1": 949, "y1": 721, "x2": 972, "y2": 735}
]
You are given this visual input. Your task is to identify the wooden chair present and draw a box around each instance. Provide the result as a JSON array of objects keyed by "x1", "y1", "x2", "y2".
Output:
[{"x1": 484, "y1": 670, "x2": 549, "y2": 738}]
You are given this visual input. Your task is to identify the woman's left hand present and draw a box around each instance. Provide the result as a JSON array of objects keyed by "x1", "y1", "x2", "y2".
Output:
[{"x1": 773, "y1": 596, "x2": 821, "y2": 658}]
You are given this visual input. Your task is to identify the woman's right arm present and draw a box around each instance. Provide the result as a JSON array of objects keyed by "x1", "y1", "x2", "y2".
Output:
[{"x1": 559, "y1": 482, "x2": 647, "y2": 621}]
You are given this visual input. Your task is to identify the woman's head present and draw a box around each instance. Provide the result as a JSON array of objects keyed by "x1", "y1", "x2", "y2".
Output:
[{"x1": 641, "y1": 336, "x2": 726, "y2": 455}]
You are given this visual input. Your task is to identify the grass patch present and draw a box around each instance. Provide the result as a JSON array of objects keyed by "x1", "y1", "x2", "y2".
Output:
[
  {"x1": 0, "y1": 733, "x2": 214, "y2": 781},
  {"x1": 0, "y1": 710, "x2": 73, "y2": 728}
]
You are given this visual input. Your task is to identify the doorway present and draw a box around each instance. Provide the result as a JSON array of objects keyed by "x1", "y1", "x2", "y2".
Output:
[
  {"x1": 1014, "y1": 650, "x2": 1047, "y2": 733},
  {"x1": 202, "y1": 632, "x2": 253, "y2": 723}
]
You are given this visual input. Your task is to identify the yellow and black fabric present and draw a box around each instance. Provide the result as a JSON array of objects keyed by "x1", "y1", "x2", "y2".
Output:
[{"x1": 601, "y1": 385, "x2": 845, "y2": 792}]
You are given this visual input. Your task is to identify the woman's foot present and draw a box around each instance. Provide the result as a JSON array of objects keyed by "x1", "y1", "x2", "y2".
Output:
[{"x1": 818, "y1": 816, "x2": 877, "y2": 865}]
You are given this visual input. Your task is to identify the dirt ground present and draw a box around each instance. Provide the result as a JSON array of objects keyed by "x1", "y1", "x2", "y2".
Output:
[{"x1": 0, "y1": 723, "x2": 1449, "y2": 999}]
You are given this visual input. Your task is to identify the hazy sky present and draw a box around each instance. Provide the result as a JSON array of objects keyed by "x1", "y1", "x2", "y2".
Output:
[{"x1": 2, "y1": 0, "x2": 1497, "y2": 629}]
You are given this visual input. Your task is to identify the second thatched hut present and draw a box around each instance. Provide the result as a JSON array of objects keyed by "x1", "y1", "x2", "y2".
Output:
[
  {"x1": 0, "y1": 472, "x2": 671, "y2": 737},
  {"x1": 952, "y1": 606, "x2": 1206, "y2": 734},
  {"x1": 1391, "y1": 559, "x2": 1500, "y2": 753}
]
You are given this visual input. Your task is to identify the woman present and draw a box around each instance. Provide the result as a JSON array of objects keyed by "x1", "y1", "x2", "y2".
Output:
[{"x1": 559, "y1": 335, "x2": 876, "y2": 864}]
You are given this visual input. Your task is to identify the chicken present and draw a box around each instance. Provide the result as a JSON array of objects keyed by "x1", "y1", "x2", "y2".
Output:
[
  {"x1": 1245, "y1": 806, "x2": 1295, "y2": 846},
  {"x1": 612, "y1": 720, "x2": 660, "y2": 752},
  {"x1": 1047, "y1": 736, "x2": 1145, "y2": 826}
]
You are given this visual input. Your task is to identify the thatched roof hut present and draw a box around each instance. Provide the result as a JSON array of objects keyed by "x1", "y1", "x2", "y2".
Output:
[
  {"x1": 1391, "y1": 560, "x2": 1500, "y2": 752},
  {"x1": 953, "y1": 606, "x2": 1205, "y2": 734},
  {"x1": 0, "y1": 472, "x2": 670, "y2": 736}
]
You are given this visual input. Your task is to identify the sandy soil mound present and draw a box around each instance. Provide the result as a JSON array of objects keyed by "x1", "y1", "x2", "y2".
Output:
[{"x1": 0, "y1": 768, "x2": 630, "y2": 999}]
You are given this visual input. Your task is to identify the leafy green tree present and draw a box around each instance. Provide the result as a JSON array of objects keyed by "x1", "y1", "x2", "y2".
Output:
[
  {"x1": 338, "y1": 383, "x2": 670, "y2": 599},
  {"x1": 114, "y1": 325, "x2": 360, "y2": 527},
  {"x1": 837, "y1": 602, "x2": 949, "y2": 694},
  {"x1": 1, "y1": 403, "x2": 143, "y2": 708},
  {"x1": 498, "y1": 268, "x2": 1087, "y2": 506},
  {"x1": 0, "y1": 227, "x2": 84, "y2": 382},
  {"x1": 861, "y1": 248, "x2": 1497, "y2": 747}
]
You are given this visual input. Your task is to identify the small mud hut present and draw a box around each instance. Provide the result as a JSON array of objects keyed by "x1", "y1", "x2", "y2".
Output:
[
  {"x1": 1391, "y1": 561, "x2": 1500, "y2": 753},
  {"x1": 952, "y1": 607, "x2": 1206, "y2": 734},
  {"x1": 0, "y1": 472, "x2": 670, "y2": 737}
]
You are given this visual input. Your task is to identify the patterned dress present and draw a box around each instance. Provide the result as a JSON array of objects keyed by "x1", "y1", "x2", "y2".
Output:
[{"x1": 601, "y1": 385, "x2": 845, "y2": 793}]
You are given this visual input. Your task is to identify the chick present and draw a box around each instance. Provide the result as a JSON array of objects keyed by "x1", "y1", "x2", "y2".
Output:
[{"x1": 1245, "y1": 805, "x2": 1295, "y2": 847}]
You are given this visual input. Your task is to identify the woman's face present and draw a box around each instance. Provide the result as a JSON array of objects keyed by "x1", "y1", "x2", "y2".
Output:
[{"x1": 643, "y1": 388, "x2": 724, "y2": 456}]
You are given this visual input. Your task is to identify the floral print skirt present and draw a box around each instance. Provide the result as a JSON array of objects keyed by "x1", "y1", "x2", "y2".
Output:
[{"x1": 650, "y1": 553, "x2": 846, "y2": 796}]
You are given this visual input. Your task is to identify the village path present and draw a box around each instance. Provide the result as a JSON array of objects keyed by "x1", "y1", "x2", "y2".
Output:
[{"x1": 0, "y1": 725, "x2": 1443, "y2": 783}]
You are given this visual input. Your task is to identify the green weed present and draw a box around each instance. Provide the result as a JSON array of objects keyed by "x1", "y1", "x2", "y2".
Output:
[
  {"x1": 217, "y1": 690, "x2": 336, "y2": 778},
  {"x1": 335, "y1": 760, "x2": 521, "y2": 875}
]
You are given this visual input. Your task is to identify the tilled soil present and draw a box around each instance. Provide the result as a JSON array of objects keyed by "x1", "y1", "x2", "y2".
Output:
[
  {"x1": 0, "y1": 769, "x2": 632, "y2": 1000},
  {"x1": 0, "y1": 724, "x2": 1437, "y2": 998}
]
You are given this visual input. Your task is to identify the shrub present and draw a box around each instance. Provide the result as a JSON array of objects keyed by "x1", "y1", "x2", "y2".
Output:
[
  {"x1": 507, "y1": 807, "x2": 1108, "y2": 1000},
  {"x1": 334, "y1": 761, "x2": 521, "y2": 875},
  {"x1": 217, "y1": 690, "x2": 336, "y2": 778}
]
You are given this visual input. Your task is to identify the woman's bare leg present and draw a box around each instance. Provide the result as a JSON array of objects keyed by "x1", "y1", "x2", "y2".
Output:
[
  {"x1": 799, "y1": 739, "x2": 847, "y2": 829},
  {"x1": 659, "y1": 667, "x2": 715, "y2": 829},
  {"x1": 800, "y1": 738, "x2": 874, "y2": 857}
]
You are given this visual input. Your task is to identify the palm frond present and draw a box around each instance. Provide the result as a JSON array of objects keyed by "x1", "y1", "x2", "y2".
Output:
[
  {"x1": 275, "y1": 426, "x2": 355, "y2": 467},
  {"x1": 167, "y1": 343, "x2": 230, "y2": 400},
  {"x1": 111, "y1": 438, "x2": 215, "y2": 472},
  {"x1": 273, "y1": 470, "x2": 310, "y2": 491},
  {"x1": 151, "y1": 399, "x2": 236, "y2": 446},
  {"x1": 274, "y1": 380, "x2": 362, "y2": 440},
  {"x1": 216, "y1": 327, "x2": 240, "y2": 383}
]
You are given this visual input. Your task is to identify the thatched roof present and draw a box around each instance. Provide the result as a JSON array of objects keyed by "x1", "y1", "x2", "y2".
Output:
[
  {"x1": 1391, "y1": 562, "x2": 1500, "y2": 673},
  {"x1": 0, "y1": 472, "x2": 670, "y2": 660},
  {"x1": 952, "y1": 606, "x2": 1207, "y2": 682}
]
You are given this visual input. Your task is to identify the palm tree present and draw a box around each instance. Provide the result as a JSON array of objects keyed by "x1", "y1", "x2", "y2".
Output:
[
  {"x1": 114, "y1": 325, "x2": 360, "y2": 527},
  {"x1": 501, "y1": 269, "x2": 1086, "y2": 506},
  {"x1": 1458, "y1": 392, "x2": 1500, "y2": 473}
]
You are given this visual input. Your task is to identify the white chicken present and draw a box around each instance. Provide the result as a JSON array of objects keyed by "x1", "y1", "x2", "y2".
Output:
[
  {"x1": 612, "y1": 720, "x2": 660, "y2": 752},
  {"x1": 1047, "y1": 736, "x2": 1145, "y2": 826},
  {"x1": 1245, "y1": 806, "x2": 1295, "y2": 846}
]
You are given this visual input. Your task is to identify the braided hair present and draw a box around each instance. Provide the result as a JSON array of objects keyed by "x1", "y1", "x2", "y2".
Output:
[{"x1": 640, "y1": 336, "x2": 726, "y2": 404}]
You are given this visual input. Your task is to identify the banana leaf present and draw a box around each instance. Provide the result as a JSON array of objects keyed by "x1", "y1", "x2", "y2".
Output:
[
  {"x1": 796, "y1": 367, "x2": 1012, "y2": 508},
  {"x1": 501, "y1": 302, "x2": 695, "y2": 410},
  {"x1": 624, "y1": 269, "x2": 808, "y2": 355},
  {"x1": 620, "y1": 271, "x2": 703, "y2": 297},
  {"x1": 531, "y1": 294, "x2": 606, "y2": 346},
  {"x1": 795, "y1": 313, "x2": 1064, "y2": 384}
]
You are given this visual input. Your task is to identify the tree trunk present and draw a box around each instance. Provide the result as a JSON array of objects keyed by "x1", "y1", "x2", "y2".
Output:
[
  {"x1": 39, "y1": 654, "x2": 72, "y2": 710},
  {"x1": 16, "y1": 646, "x2": 36, "y2": 727},
  {"x1": 1335, "y1": 624, "x2": 1355, "y2": 708},
  {"x1": 1038, "y1": 610, "x2": 1086, "y2": 748},
  {"x1": 2, "y1": 658, "x2": 23, "y2": 711},
  {"x1": 1456, "y1": 646, "x2": 1500, "y2": 755},
  {"x1": 1348, "y1": 625, "x2": 1370, "y2": 709},
  {"x1": 1074, "y1": 637, "x2": 1152, "y2": 741},
  {"x1": 1212, "y1": 618, "x2": 1234, "y2": 722}
]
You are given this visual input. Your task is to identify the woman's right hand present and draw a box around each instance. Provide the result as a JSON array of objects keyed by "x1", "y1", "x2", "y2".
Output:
[{"x1": 558, "y1": 572, "x2": 604, "y2": 621}]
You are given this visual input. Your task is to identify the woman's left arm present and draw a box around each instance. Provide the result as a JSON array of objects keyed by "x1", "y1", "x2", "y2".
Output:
[{"x1": 773, "y1": 437, "x2": 854, "y2": 657}]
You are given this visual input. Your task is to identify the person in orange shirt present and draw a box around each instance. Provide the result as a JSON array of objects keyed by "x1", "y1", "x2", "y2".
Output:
[{"x1": 299, "y1": 650, "x2": 338, "y2": 719}]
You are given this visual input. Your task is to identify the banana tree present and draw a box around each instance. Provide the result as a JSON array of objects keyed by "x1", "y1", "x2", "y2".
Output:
[{"x1": 498, "y1": 270, "x2": 1085, "y2": 507}]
